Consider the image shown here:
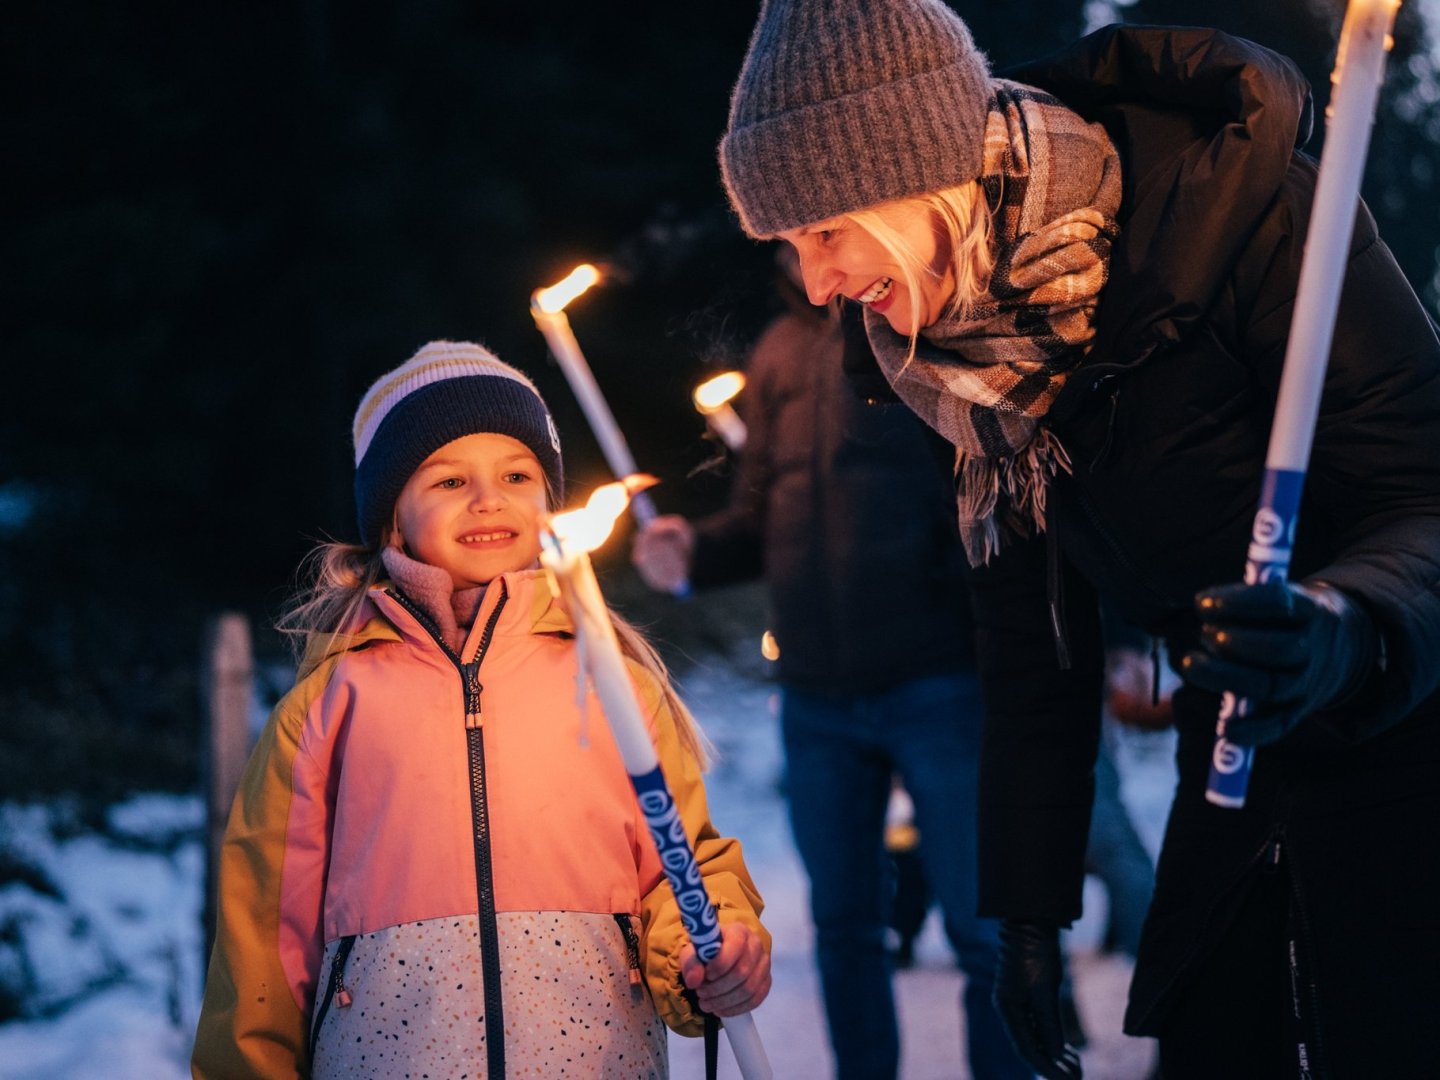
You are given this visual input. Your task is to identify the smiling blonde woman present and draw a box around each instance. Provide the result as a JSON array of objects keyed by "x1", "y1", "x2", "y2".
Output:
[{"x1": 719, "y1": 2, "x2": 1440, "y2": 1078}]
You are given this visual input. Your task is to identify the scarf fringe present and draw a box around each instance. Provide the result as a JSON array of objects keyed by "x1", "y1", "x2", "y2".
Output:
[{"x1": 957, "y1": 428, "x2": 1073, "y2": 566}]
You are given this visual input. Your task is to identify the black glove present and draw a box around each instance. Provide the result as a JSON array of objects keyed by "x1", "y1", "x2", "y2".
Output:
[
  {"x1": 993, "y1": 919, "x2": 1083, "y2": 1079},
  {"x1": 1181, "y1": 579, "x2": 1379, "y2": 746}
]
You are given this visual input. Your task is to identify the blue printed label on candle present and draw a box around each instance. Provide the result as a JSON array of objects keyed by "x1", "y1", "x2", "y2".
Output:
[
  {"x1": 1206, "y1": 692, "x2": 1256, "y2": 806},
  {"x1": 632, "y1": 766, "x2": 723, "y2": 961},
  {"x1": 1207, "y1": 467, "x2": 1305, "y2": 809},
  {"x1": 1243, "y1": 469, "x2": 1304, "y2": 584}
]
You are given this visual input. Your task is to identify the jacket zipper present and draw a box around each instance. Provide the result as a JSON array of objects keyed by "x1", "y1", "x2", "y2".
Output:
[
  {"x1": 1090, "y1": 377, "x2": 1121, "y2": 470},
  {"x1": 1134, "y1": 826, "x2": 1285, "y2": 1035},
  {"x1": 1272, "y1": 837, "x2": 1329, "y2": 1076},
  {"x1": 612, "y1": 912, "x2": 643, "y2": 987},
  {"x1": 463, "y1": 584, "x2": 509, "y2": 1079},
  {"x1": 387, "y1": 581, "x2": 511, "y2": 1077},
  {"x1": 309, "y1": 933, "x2": 357, "y2": 1061}
]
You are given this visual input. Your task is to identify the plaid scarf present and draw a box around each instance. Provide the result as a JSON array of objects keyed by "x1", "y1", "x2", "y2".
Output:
[{"x1": 866, "y1": 80, "x2": 1121, "y2": 565}]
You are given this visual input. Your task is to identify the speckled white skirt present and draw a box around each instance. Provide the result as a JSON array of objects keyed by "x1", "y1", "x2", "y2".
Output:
[{"x1": 311, "y1": 911, "x2": 668, "y2": 1078}]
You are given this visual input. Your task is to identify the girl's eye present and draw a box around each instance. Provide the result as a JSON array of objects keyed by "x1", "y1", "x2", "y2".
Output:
[
  {"x1": 504, "y1": 471, "x2": 534, "y2": 484},
  {"x1": 436, "y1": 477, "x2": 463, "y2": 489}
]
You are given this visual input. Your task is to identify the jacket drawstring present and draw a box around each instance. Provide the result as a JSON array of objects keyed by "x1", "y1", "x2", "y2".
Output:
[{"x1": 1046, "y1": 518, "x2": 1072, "y2": 670}]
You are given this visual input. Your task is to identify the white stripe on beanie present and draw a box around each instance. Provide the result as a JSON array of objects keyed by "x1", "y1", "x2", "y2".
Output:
[{"x1": 352, "y1": 340, "x2": 545, "y2": 466}]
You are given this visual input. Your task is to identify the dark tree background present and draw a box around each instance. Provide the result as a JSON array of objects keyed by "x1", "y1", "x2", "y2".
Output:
[{"x1": 4, "y1": 1, "x2": 1435, "y2": 800}]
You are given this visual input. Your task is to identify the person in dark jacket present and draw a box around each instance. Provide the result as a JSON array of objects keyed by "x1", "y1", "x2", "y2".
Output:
[
  {"x1": 717, "y1": 2, "x2": 1440, "y2": 1078},
  {"x1": 632, "y1": 252, "x2": 1031, "y2": 1079}
]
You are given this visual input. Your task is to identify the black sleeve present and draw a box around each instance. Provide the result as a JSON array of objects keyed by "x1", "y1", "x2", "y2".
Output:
[
  {"x1": 969, "y1": 530, "x2": 1106, "y2": 922},
  {"x1": 1238, "y1": 165, "x2": 1440, "y2": 740}
]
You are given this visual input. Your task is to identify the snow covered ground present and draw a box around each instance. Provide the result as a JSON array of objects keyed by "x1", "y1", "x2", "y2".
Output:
[
  {"x1": 0, "y1": 652, "x2": 1177, "y2": 1079},
  {"x1": 0, "y1": 797, "x2": 206, "y2": 1079}
]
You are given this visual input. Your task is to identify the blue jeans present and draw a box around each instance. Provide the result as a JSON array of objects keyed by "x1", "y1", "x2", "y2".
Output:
[{"x1": 782, "y1": 673, "x2": 1031, "y2": 1080}]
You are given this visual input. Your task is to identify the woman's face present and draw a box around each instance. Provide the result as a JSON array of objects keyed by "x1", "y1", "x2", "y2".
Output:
[
  {"x1": 393, "y1": 433, "x2": 549, "y2": 589},
  {"x1": 777, "y1": 201, "x2": 956, "y2": 336}
]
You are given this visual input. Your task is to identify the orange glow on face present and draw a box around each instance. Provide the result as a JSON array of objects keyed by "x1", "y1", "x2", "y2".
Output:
[
  {"x1": 693, "y1": 371, "x2": 746, "y2": 413},
  {"x1": 533, "y1": 264, "x2": 601, "y2": 314}
]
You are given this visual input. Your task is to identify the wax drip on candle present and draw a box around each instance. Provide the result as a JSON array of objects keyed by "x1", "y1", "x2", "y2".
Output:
[{"x1": 572, "y1": 622, "x2": 592, "y2": 749}]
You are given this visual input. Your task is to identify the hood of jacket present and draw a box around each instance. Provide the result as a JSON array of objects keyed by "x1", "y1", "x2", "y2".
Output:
[{"x1": 1010, "y1": 25, "x2": 1314, "y2": 400}]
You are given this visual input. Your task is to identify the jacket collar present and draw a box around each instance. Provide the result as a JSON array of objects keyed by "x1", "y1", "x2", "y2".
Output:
[{"x1": 367, "y1": 568, "x2": 575, "y2": 658}]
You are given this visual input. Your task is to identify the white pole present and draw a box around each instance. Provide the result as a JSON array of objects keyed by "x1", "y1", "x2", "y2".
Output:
[
  {"x1": 540, "y1": 498, "x2": 771, "y2": 1079},
  {"x1": 1206, "y1": 0, "x2": 1402, "y2": 808},
  {"x1": 531, "y1": 302, "x2": 659, "y2": 528}
]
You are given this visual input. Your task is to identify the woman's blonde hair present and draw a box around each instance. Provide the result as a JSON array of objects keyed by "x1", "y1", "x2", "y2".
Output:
[
  {"x1": 847, "y1": 180, "x2": 994, "y2": 362},
  {"x1": 277, "y1": 532, "x2": 711, "y2": 768}
]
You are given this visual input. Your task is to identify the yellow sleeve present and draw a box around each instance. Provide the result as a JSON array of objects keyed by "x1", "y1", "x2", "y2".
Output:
[
  {"x1": 191, "y1": 663, "x2": 333, "y2": 1080},
  {"x1": 634, "y1": 675, "x2": 771, "y2": 1037}
]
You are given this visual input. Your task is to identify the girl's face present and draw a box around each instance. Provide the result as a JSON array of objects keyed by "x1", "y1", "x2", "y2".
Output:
[
  {"x1": 777, "y1": 201, "x2": 956, "y2": 336},
  {"x1": 393, "y1": 433, "x2": 549, "y2": 589}
]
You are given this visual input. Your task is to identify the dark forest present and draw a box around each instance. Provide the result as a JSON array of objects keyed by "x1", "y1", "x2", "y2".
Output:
[{"x1": 5, "y1": 1, "x2": 1437, "y2": 800}]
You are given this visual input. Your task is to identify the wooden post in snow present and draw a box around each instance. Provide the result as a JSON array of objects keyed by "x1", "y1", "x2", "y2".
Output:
[{"x1": 201, "y1": 611, "x2": 254, "y2": 970}]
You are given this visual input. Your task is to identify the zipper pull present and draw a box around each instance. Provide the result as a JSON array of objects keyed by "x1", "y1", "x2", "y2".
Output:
[
  {"x1": 333, "y1": 935, "x2": 357, "y2": 1006},
  {"x1": 463, "y1": 660, "x2": 483, "y2": 729},
  {"x1": 614, "y1": 913, "x2": 643, "y2": 987},
  {"x1": 1046, "y1": 525, "x2": 1072, "y2": 670},
  {"x1": 1263, "y1": 837, "x2": 1284, "y2": 874},
  {"x1": 1090, "y1": 378, "x2": 1121, "y2": 471}
]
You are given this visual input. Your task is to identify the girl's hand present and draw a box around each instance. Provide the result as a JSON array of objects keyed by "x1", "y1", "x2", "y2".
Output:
[{"x1": 678, "y1": 923, "x2": 771, "y2": 1017}]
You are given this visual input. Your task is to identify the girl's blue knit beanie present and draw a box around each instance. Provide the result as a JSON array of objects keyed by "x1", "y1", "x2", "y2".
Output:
[{"x1": 352, "y1": 340, "x2": 564, "y2": 546}]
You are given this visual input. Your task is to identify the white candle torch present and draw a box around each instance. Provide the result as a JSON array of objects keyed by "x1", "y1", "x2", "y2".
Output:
[
  {"x1": 693, "y1": 371, "x2": 748, "y2": 452},
  {"x1": 538, "y1": 478, "x2": 772, "y2": 1080},
  {"x1": 1206, "y1": 0, "x2": 1402, "y2": 809},
  {"x1": 531, "y1": 264, "x2": 659, "y2": 528}
]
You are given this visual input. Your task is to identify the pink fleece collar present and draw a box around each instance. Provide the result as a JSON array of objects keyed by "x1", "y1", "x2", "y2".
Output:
[{"x1": 380, "y1": 546, "x2": 486, "y2": 654}]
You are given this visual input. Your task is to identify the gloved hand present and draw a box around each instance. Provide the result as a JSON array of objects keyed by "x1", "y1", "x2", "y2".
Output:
[
  {"x1": 993, "y1": 919, "x2": 1083, "y2": 1079},
  {"x1": 1181, "y1": 579, "x2": 1379, "y2": 746}
]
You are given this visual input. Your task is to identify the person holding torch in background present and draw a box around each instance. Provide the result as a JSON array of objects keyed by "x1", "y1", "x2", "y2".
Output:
[
  {"x1": 634, "y1": 246, "x2": 1032, "y2": 1079},
  {"x1": 718, "y1": 1, "x2": 1440, "y2": 1077}
]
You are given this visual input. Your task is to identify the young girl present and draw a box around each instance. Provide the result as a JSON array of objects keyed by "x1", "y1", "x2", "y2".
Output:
[{"x1": 192, "y1": 340, "x2": 771, "y2": 1079}]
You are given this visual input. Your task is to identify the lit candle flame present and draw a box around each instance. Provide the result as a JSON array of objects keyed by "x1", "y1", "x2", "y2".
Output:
[
  {"x1": 546, "y1": 475, "x2": 659, "y2": 554},
  {"x1": 533, "y1": 263, "x2": 601, "y2": 314},
  {"x1": 760, "y1": 630, "x2": 780, "y2": 662},
  {"x1": 693, "y1": 371, "x2": 746, "y2": 413}
]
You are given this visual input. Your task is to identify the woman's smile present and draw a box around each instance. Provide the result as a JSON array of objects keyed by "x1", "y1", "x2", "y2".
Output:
[
  {"x1": 856, "y1": 276, "x2": 895, "y2": 311},
  {"x1": 777, "y1": 203, "x2": 954, "y2": 336}
]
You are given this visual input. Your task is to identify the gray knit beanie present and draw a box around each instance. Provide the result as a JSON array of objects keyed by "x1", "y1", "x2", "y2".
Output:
[{"x1": 719, "y1": 0, "x2": 993, "y2": 238}]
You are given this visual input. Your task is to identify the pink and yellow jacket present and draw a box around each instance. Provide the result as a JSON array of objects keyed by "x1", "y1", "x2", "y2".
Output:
[{"x1": 192, "y1": 569, "x2": 767, "y2": 1079}]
